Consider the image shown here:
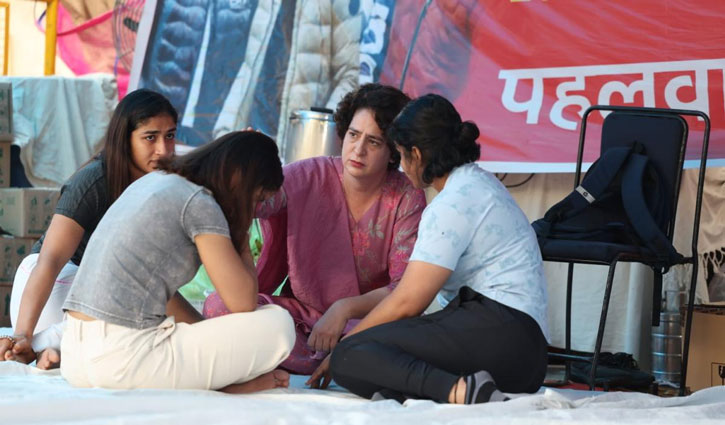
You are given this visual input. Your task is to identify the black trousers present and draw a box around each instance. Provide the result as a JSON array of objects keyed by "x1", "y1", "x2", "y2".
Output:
[{"x1": 329, "y1": 287, "x2": 548, "y2": 402}]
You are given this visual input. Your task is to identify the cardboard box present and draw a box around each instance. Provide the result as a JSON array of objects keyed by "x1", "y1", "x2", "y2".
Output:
[
  {"x1": 0, "y1": 82, "x2": 11, "y2": 142},
  {"x1": 685, "y1": 303, "x2": 725, "y2": 392},
  {"x1": 0, "y1": 188, "x2": 60, "y2": 237},
  {"x1": 0, "y1": 142, "x2": 10, "y2": 188},
  {"x1": 0, "y1": 234, "x2": 36, "y2": 327},
  {"x1": 0, "y1": 235, "x2": 35, "y2": 285},
  {"x1": 0, "y1": 284, "x2": 11, "y2": 327}
]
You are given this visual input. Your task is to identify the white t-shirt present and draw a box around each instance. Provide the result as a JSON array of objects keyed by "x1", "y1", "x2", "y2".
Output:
[{"x1": 410, "y1": 163, "x2": 549, "y2": 340}]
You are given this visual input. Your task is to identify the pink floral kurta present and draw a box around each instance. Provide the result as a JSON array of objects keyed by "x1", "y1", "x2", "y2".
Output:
[{"x1": 203, "y1": 156, "x2": 426, "y2": 373}]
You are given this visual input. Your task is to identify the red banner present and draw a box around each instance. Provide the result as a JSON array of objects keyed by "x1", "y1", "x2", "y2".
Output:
[{"x1": 377, "y1": 0, "x2": 725, "y2": 171}]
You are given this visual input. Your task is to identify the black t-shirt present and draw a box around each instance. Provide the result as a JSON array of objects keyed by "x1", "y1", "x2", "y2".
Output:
[{"x1": 31, "y1": 159, "x2": 111, "y2": 265}]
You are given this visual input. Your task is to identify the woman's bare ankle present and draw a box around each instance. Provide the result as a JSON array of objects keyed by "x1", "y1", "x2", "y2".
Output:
[{"x1": 448, "y1": 377, "x2": 467, "y2": 404}]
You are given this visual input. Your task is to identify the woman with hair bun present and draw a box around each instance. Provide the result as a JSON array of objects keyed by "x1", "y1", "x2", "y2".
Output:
[{"x1": 320, "y1": 94, "x2": 549, "y2": 404}]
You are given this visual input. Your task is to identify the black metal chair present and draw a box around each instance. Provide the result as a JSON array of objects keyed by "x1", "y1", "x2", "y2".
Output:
[{"x1": 537, "y1": 105, "x2": 710, "y2": 395}]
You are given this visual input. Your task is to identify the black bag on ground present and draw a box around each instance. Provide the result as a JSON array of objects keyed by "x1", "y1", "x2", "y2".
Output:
[
  {"x1": 570, "y1": 352, "x2": 654, "y2": 389},
  {"x1": 532, "y1": 143, "x2": 682, "y2": 272}
]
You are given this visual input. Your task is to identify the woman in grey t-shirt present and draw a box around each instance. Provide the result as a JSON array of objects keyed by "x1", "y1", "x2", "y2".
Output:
[{"x1": 60, "y1": 131, "x2": 295, "y2": 393}]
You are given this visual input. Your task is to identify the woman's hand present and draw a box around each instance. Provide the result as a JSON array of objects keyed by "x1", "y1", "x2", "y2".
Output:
[
  {"x1": 333, "y1": 261, "x2": 451, "y2": 345},
  {"x1": 1, "y1": 334, "x2": 36, "y2": 364},
  {"x1": 306, "y1": 354, "x2": 332, "y2": 389},
  {"x1": 307, "y1": 302, "x2": 348, "y2": 353}
]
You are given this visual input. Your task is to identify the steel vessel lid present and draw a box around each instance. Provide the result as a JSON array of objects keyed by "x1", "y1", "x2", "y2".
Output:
[{"x1": 290, "y1": 109, "x2": 335, "y2": 121}]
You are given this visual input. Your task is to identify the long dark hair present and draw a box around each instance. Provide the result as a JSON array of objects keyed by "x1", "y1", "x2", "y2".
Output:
[
  {"x1": 388, "y1": 94, "x2": 480, "y2": 184},
  {"x1": 156, "y1": 131, "x2": 284, "y2": 252},
  {"x1": 333, "y1": 83, "x2": 410, "y2": 170},
  {"x1": 102, "y1": 89, "x2": 178, "y2": 202}
]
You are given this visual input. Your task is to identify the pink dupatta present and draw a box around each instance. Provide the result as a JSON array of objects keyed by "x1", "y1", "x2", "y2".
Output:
[{"x1": 255, "y1": 157, "x2": 362, "y2": 328}]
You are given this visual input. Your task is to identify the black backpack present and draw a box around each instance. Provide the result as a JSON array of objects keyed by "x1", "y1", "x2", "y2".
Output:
[{"x1": 532, "y1": 143, "x2": 682, "y2": 273}]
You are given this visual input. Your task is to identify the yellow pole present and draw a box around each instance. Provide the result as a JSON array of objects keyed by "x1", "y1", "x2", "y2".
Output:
[
  {"x1": 1, "y1": 2, "x2": 8, "y2": 75},
  {"x1": 44, "y1": 0, "x2": 58, "y2": 75}
]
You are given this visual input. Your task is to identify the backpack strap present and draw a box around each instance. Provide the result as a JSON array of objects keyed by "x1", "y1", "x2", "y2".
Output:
[
  {"x1": 541, "y1": 146, "x2": 632, "y2": 225},
  {"x1": 620, "y1": 153, "x2": 683, "y2": 271}
]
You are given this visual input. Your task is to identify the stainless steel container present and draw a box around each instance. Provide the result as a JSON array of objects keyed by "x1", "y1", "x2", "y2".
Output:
[
  {"x1": 651, "y1": 311, "x2": 682, "y2": 385},
  {"x1": 283, "y1": 109, "x2": 340, "y2": 164}
]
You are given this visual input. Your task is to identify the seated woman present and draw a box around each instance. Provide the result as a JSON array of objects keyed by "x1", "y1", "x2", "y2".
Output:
[
  {"x1": 319, "y1": 94, "x2": 549, "y2": 403},
  {"x1": 0, "y1": 89, "x2": 177, "y2": 369},
  {"x1": 60, "y1": 131, "x2": 295, "y2": 392},
  {"x1": 203, "y1": 84, "x2": 427, "y2": 374}
]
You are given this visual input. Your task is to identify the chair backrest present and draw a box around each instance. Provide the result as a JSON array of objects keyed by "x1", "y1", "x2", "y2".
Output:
[{"x1": 598, "y1": 111, "x2": 688, "y2": 239}]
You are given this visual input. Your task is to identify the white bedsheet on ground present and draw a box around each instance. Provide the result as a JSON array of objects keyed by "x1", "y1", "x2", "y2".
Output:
[{"x1": 2, "y1": 360, "x2": 724, "y2": 424}]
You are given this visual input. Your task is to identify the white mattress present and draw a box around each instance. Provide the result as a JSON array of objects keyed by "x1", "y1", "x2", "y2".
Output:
[{"x1": 1, "y1": 354, "x2": 724, "y2": 424}]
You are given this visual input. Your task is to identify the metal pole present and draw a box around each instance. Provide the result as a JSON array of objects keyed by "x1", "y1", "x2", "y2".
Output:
[
  {"x1": 399, "y1": 0, "x2": 432, "y2": 90},
  {"x1": 44, "y1": 0, "x2": 58, "y2": 75}
]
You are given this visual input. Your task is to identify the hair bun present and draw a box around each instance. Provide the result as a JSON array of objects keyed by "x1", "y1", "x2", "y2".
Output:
[
  {"x1": 456, "y1": 121, "x2": 481, "y2": 162},
  {"x1": 458, "y1": 121, "x2": 480, "y2": 143}
]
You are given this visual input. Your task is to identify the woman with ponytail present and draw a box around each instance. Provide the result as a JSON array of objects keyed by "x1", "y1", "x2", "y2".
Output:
[
  {"x1": 315, "y1": 94, "x2": 549, "y2": 405},
  {"x1": 2, "y1": 89, "x2": 177, "y2": 369}
]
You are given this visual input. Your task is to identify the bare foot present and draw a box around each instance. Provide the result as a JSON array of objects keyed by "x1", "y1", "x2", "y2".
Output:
[
  {"x1": 36, "y1": 348, "x2": 61, "y2": 370},
  {"x1": 221, "y1": 369, "x2": 290, "y2": 394},
  {"x1": 0, "y1": 339, "x2": 13, "y2": 361}
]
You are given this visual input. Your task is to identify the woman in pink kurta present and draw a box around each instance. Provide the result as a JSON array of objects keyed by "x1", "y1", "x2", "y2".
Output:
[{"x1": 204, "y1": 84, "x2": 426, "y2": 374}]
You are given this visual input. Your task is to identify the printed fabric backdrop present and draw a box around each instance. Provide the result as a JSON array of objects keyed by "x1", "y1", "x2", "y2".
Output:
[
  {"x1": 361, "y1": 0, "x2": 725, "y2": 171},
  {"x1": 131, "y1": 0, "x2": 725, "y2": 170}
]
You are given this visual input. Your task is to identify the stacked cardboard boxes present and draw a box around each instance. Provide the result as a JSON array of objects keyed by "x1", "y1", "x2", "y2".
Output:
[
  {"x1": 0, "y1": 81, "x2": 11, "y2": 327},
  {"x1": 0, "y1": 81, "x2": 10, "y2": 187},
  {"x1": 0, "y1": 142, "x2": 9, "y2": 189},
  {"x1": 0, "y1": 236, "x2": 35, "y2": 327},
  {"x1": 0, "y1": 188, "x2": 60, "y2": 238},
  {"x1": 0, "y1": 82, "x2": 60, "y2": 327}
]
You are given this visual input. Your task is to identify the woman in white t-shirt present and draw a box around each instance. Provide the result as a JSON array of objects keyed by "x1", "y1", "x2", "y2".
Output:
[{"x1": 314, "y1": 94, "x2": 549, "y2": 404}]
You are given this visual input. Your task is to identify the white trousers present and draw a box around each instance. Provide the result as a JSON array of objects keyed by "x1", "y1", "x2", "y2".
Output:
[
  {"x1": 10, "y1": 254, "x2": 77, "y2": 353},
  {"x1": 60, "y1": 304, "x2": 295, "y2": 390}
]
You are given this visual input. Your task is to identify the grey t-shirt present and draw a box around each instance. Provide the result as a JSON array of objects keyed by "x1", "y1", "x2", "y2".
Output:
[
  {"x1": 63, "y1": 172, "x2": 230, "y2": 329},
  {"x1": 31, "y1": 158, "x2": 110, "y2": 265}
]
